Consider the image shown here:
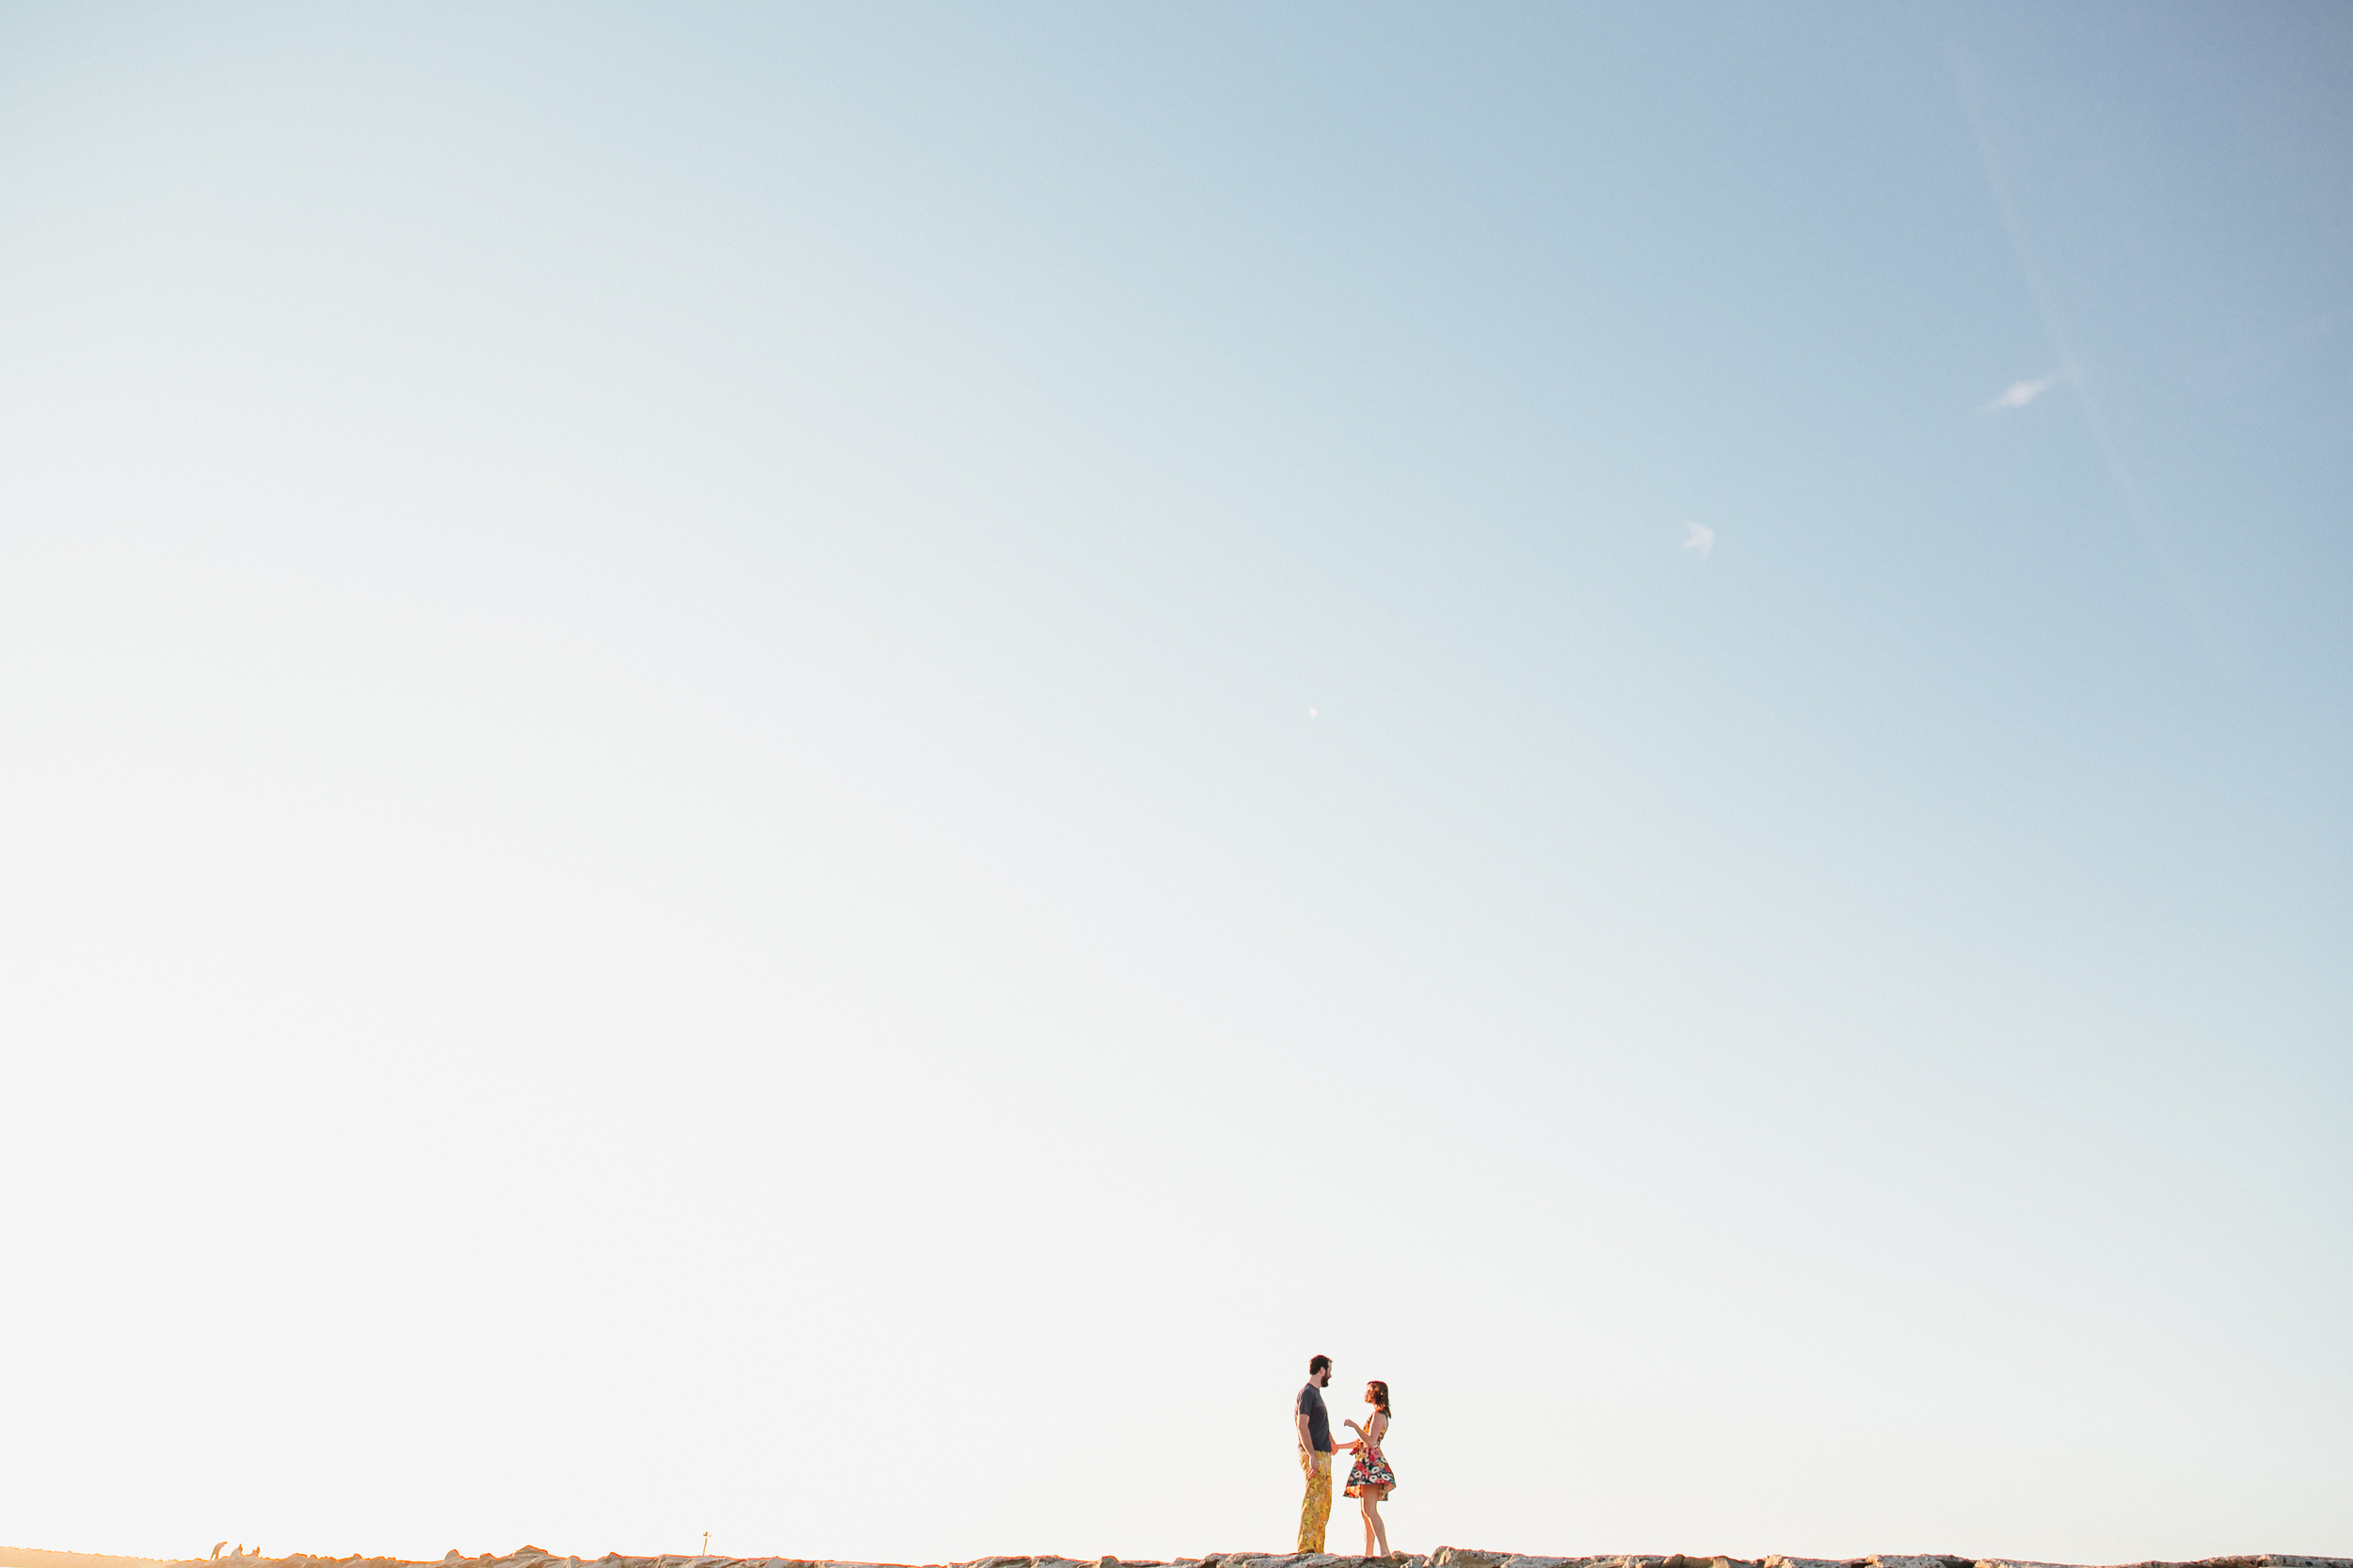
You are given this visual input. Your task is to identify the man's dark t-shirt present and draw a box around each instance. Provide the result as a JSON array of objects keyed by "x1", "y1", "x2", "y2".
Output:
[{"x1": 1297, "y1": 1382, "x2": 1332, "y2": 1453}]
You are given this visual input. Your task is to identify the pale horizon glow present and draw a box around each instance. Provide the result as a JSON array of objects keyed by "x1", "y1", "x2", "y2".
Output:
[{"x1": 1, "y1": 5, "x2": 2347, "y2": 1567}]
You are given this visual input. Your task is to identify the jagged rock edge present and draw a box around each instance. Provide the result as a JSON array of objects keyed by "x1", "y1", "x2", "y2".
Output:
[{"x1": 157, "y1": 1552, "x2": 2353, "y2": 1568}]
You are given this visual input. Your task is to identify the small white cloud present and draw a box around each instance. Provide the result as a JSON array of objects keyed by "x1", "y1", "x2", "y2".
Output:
[
  {"x1": 1680, "y1": 521, "x2": 1714, "y2": 562},
  {"x1": 1989, "y1": 375, "x2": 2057, "y2": 410},
  {"x1": 1307, "y1": 707, "x2": 1318, "y2": 718}
]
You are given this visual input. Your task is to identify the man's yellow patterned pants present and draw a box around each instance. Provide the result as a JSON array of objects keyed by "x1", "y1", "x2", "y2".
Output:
[{"x1": 1298, "y1": 1448, "x2": 1333, "y2": 1553}]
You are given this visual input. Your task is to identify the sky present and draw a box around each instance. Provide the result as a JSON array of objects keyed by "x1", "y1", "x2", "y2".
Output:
[{"x1": 2, "y1": 4, "x2": 2349, "y2": 1565}]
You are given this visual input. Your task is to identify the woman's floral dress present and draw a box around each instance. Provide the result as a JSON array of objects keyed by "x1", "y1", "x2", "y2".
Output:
[{"x1": 1345, "y1": 1415, "x2": 1396, "y2": 1498}]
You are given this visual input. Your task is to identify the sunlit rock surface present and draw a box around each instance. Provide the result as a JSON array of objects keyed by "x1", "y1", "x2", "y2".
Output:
[{"x1": 141, "y1": 1544, "x2": 2353, "y2": 1568}]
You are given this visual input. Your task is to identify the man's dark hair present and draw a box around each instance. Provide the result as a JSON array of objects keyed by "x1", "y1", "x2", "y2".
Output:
[{"x1": 1309, "y1": 1353, "x2": 1332, "y2": 1374}]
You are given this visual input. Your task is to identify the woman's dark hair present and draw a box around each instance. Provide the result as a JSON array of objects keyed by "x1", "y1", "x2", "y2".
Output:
[{"x1": 1367, "y1": 1380, "x2": 1391, "y2": 1414}]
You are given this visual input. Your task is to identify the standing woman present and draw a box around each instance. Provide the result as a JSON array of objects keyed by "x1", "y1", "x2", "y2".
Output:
[{"x1": 1337, "y1": 1380, "x2": 1397, "y2": 1557}]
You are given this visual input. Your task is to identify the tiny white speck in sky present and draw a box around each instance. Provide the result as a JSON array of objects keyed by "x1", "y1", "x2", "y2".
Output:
[
  {"x1": 1990, "y1": 374, "x2": 2057, "y2": 410},
  {"x1": 1680, "y1": 521, "x2": 1714, "y2": 561},
  {"x1": 1307, "y1": 707, "x2": 1318, "y2": 717}
]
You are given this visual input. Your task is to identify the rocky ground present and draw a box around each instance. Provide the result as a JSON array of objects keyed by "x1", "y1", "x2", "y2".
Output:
[{"x1": 137, "y1": 1545, "x2": 2352, "y2": 1568}]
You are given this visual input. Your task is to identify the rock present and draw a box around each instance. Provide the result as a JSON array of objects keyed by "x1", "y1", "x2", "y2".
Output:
[
  {"x1": 1432, "y1": 1550, "x2": 1514, "y2": 1568},
  {"x1": 123, "y1": 1550, "x2": 2353, "y2": 1568}
]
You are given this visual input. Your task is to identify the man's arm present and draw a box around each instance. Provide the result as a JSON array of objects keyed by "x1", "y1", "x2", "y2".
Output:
[{"x1": 1296, "y1": 1402, "x2": 1314, "y2": 1457}]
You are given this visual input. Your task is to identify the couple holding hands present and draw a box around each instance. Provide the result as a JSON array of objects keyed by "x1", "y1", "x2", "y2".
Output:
[{"x1": 1292, "y1": 1353, "x2": 1397, "y2": 1558}]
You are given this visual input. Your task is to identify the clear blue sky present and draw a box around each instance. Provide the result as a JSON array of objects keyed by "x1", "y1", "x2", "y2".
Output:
[{"x1": 2, "y1": 4, "x2": 2346, "y2": 1564}]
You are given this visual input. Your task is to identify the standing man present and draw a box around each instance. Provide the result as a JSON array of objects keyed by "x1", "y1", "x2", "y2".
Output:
[{"x1": 1294, "y1": 1353, "x2": 1336, "y2": 1553}]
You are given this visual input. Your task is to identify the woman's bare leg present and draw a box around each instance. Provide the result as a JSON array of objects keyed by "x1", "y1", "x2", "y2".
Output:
[
  {"x1": 1357, "y1": 1495, "x2": 1377, "y2": 1558},
  {"x1": 1365, "y1": 1494, "x2": 1388, "y2": 1557}
]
